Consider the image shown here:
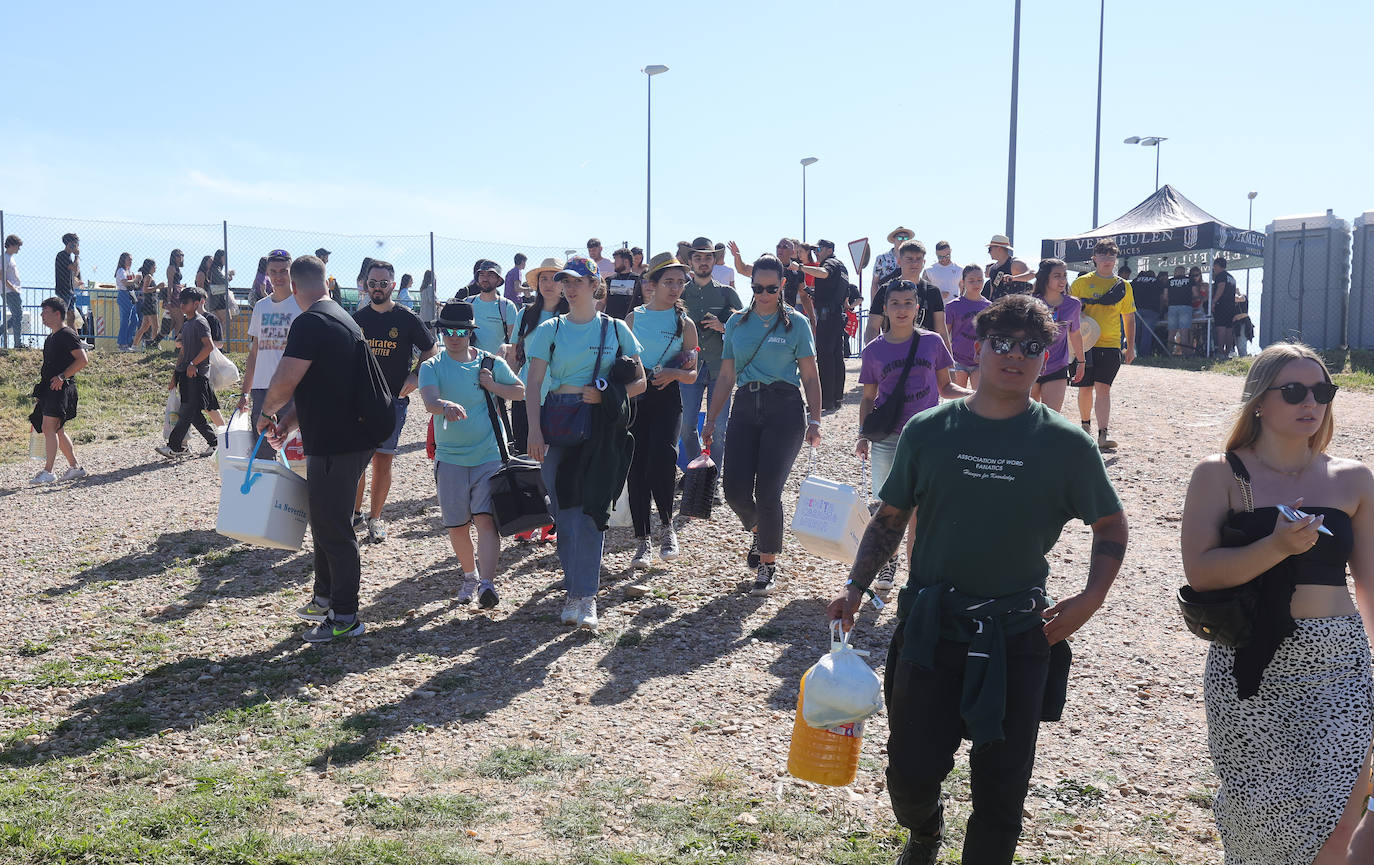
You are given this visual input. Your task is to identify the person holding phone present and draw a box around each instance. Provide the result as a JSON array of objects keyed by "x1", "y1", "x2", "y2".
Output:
[{"x1": 680, "y1": 236, "x2": 744, "y2": 465}]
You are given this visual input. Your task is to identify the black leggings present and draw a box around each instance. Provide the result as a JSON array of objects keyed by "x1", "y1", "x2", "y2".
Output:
[{"x1": 627, "y1": 381, "x2": 681, "y2": 537}]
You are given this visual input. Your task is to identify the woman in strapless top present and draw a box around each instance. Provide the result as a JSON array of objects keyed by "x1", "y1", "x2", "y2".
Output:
[{"x1": 1182, "y1": 342, "x2": 1374, "y2": 865}]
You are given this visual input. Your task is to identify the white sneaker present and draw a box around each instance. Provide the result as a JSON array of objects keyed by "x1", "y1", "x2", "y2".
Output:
[
  {"x1": 366, "y1": 517, "x2": 388, "y2": 543},
  {"x1": 29, "y1": 469, "x2": 56, "y2": 485},
  {"x1": 456, "y1": 573, "x2": 479, "y2": 605},
  {"x1": 575, "y1": 596, "x2": 599, "y2": 631},
  {"x1": 631, "y1": 537, "x2": 653, "y2": 571},
  {"x1": 659, "y1": 523, "x2": 680, "y2": 562},
  {"x1": 559, "y1": 596, "x2": 580, "y2": 626},
  {"x1": 199, "y1": 444, "x2": 217, "y2": 458},
  {"x1": 58, "y1": 466, "x2": 87, "y2": 482}
]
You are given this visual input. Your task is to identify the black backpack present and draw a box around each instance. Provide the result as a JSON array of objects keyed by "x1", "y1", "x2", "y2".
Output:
[{"x1": 353, "y1": 338, "x2": 396, "y2": 446}]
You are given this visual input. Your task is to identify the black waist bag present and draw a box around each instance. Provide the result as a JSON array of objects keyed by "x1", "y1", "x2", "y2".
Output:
[{"x1": 480, "y1": 356, "x2": 553, "y2": 536}]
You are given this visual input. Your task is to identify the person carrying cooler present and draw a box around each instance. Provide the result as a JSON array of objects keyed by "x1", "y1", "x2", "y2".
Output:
[{"x1": 419, "y1": 301, "x2": 525, "y2": 609}]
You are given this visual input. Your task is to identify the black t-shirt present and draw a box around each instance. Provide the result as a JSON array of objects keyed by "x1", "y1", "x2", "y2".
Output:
[
  {"x1": 284, "y1": 298, "x2": 377, "y2": 455},
  {"x1": 1166, "y1": 276, "x2": 1193, "y2": 306},
  {"x1": 872, "y1": 276, "x2": 946, "y2": 331},
  {"x1": 353, "y1": 303, "x2": 435, "y2": 397},
  {"x1": 41, "y1": 326, "x2": 81, "y2": 382},
  {"x1": 1132, "y1": 273, "x2": 1164, "y2": 312},
  {"x1": 604, "y1": 273, "x2": 642, "y2": 320},
  {"x1": 206, "y1": 312, "x2": 222, "y2": 342},
  {"x1": 783, "y1": 269, "x2": 806, "y2": 308},
  {"x1": 812, "y1": 257, "x2": 850, "y2": 326},
  {"x1": 54, "y1": 250, "x2": 76, "y2": 298},
  {"x1": 985, "y1": 258, "x2": 1021, "y2": 301},
  {"x1": 1212, "y1": 273, "x2": 1238, "y2": 319}
]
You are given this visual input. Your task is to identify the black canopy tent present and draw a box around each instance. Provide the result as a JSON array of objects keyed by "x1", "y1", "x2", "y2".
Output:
[{"x1": 1040, "y1": 185, "x2": 1265, "y2": 355}]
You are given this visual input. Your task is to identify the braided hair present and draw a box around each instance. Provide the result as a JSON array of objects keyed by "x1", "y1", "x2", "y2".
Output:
[{"x1": 739, "y1": 254, "x2": 793, "y2": 332}]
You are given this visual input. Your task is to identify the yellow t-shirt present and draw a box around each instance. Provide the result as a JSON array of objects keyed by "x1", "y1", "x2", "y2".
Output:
[{"x1": 1070, "y1": 272, "x2": 1136, "y2": 349}]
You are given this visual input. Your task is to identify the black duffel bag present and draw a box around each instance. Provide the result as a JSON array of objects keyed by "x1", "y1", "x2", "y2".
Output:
[{"x1": 478, "y1": 357, "x2": 553, "y2": 536}]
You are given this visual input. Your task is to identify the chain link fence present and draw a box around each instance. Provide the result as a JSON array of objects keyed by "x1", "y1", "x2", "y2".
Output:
[{"x1": 0, "y1": 211, "x2": 567, "y2": 352}]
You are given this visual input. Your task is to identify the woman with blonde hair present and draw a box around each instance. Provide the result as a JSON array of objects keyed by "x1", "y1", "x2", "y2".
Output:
[{"x1": 1181, "y1": 342, "x2": 1374, "y2": 864}]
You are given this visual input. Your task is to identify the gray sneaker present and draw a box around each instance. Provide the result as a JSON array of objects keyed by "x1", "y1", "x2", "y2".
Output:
[
  {"x1": 351, "y1": 511, "x2": 366, "y2": 531},
  {"x1": 366, "y1": 517, "x2": 388, "y2": 544},
  {"x1": 751, "y1": 562, "x2": 780, "y2": 596},
  {"x1": 456, "y1": 573, "x2": 479, "y2": 605},
  {"x1": 631, "y1": 537, "x2": 653, "y2": 571},
  {"x1": 659, "y1": 523, "x2": 680, "y2": 562},
  {"x1": 477, "y1": 581, "x2": 500, "y2": 610},
  {"x1": 302, "y1": 616, "x2": 365, "y2": 643}
]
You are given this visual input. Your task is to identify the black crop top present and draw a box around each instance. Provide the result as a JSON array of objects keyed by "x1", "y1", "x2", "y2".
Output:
[{"x1": 1221, "y1": 452, "x2": 1355, "y2": 699}]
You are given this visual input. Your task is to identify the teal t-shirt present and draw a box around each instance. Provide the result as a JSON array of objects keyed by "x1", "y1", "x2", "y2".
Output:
[
  {"x1": 722, "y1": 307, "x2": 815, "y2": 388},
  {"x1": 525, "y1": 313, "x2": 643, "y2": 403},
  {"x1": 470, "y1": 294, "x2": 519, "y2": 355},
  {"x1": 631, "y1": 305, "x2": 685, "y2": 370},
  {"x1": 517, "y1": 307, "x2": 558, "y2": 389},
  {"x1": 417, "y1": 348, "x2": 520, "y2": 467},
  {"x1": 880, "y1": 399, "x2": 1122, "y2": 597}
]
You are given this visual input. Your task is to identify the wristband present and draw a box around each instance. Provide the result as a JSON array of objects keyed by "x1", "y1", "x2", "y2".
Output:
[
  {"x1": 845, "y1": 579, "x2": 885, "y2": 610},
  {"x1": 808, "y1": 420, "x2": 821, "y2": 427}
]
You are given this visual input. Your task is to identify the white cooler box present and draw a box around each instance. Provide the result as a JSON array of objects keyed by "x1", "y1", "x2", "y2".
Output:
[
  {"x1": 217, "y1": 410, "x2": 307, "y2": 478},
  {"x1": 790, "y1": 459, "x2": 871, "y2": 565},
  {"x1": 217, "y1": 449, "x2": 310, "y2": 550}
]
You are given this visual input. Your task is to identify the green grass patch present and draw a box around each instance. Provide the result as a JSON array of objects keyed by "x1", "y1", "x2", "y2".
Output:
[
  {"x1": 1137, "y1": 347, "x2": 1374, "y2": 392},
  {"x1": 475, "y1": 744, "x2": 588, "y2": 780},
  {"x1": 344, "y1": 790, "x2": 485, "y2": 830},
  {"x1": 542, "y1": 797, "x2": 603, "y2": 839}
]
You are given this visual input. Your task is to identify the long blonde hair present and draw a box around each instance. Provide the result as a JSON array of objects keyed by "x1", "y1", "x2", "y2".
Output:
[{"x1": 1225, "y1": 342, "x2": 1335, "y2": 453}]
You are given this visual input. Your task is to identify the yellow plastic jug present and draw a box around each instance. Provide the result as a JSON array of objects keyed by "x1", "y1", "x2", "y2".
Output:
[{"x1": 787, "y1": 669, "x2": 863, "y2": 787}]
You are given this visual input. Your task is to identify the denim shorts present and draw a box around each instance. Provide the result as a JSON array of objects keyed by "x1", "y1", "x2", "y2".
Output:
[
  {"x1": 376, "y1": 398, "x2": 409, "y2": 455},
  {"x1": 1167, "y1": 305, "x2": 1194, "y2": 331},
  {"x1": 952, "y1": 361, "x2": 978, "y2": 374}
]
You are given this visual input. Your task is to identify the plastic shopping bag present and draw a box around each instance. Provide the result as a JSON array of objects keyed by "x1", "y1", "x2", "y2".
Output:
[
  {"x1": 801, "y1": 623, "x2": 884, "y2": 729},
  {"x1": 679, "y1": 448, "x2": 719, "y2": 519},
  {"x1": 608, "y1": 484, "x2": 632, "y2": 528},
  {"x1": 163, "y1": 389, "x2": 181, "y2": 440},
  {"x1": 208, "y1": 348, "x2": 240, "y2": 390}
]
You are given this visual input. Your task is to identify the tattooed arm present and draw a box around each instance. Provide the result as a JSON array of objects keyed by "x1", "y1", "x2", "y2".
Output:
[
  {"x1": 825, "y1": 503, "x2": 912, "y2": 631},
  {"x1": 1042, "y1": 509, "x2": 1128, "y2": 645}
]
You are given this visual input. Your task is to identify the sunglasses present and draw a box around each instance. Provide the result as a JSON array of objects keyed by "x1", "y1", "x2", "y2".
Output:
[
  {"x1": 752, "y1": 284, "x2": 781, "y2": 294},
  {"x1": 986, "y1": 334, "x2": 1046, "y2": 356},
  {"x1": 1265, "y1": 381, "x2": 1337, "y2": 405},
  {"x1": 366, "y1": 279, "x2": 392, "y2": 289},
  {"x1": 441, "y1": 327, "x2": 473, "y2": 338},
  {"x1": 267, "y1": 249, "x2": 290, "y2": 260}
]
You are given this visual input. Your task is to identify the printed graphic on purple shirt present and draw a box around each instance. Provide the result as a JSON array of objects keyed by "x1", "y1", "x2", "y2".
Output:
[
  {"x1": 943, "y1": 297, "x2": 991, "y2": 366},
  {"x1": 1040, "y1": 294, "x2": 1082, "y2": 373},
  {"x1": 859, "y1": 330, "x2": 954, "y2": 431}
]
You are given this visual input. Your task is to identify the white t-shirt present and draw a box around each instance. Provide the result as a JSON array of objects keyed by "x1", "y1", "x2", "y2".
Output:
[
  {"x1": 2, "y1": 253, "x2": 18, "y2": 294},
  {"x1": 246, "y1": 293, "x2": 303, "y2": 388},
  {"x1": 925, "y1": 262, "x2": 963, "y2": 304},
  {"x1": 594, "y1": 257, "x2": 615, "y2": 278},
  {"x1": 115, "y1": 266, "x2": 135, "y2": 292},
  {"x1": 712, "y1": 264, "x2": 736, "y2": 286}
]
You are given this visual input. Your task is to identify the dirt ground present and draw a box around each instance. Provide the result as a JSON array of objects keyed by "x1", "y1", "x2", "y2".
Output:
[{"x1": 4, "y1": 358, "x2": 1371, "y2": 864}]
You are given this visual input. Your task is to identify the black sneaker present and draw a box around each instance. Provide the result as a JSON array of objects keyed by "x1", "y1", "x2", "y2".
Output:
[
  {"x1": 746, "y1": 531, "x2": 761, "y2": 569},
  {"x1": 751, "y1": 562, "x2": 779, "y2": 596},
  {"x1": 477, "y1": 581, "x2": 500, "y2": 610},
  {"x1": 351, "y1": 511, "x2": 366, "y2": 531},
  {"x1": 895, "y1": 835, "x2": 939, "y2": 865}
]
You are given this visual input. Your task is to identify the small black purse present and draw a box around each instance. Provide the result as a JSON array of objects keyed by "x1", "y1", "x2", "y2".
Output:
[{"x1": 1176, "y1": 452, "x2": 1259, "y2": 648}]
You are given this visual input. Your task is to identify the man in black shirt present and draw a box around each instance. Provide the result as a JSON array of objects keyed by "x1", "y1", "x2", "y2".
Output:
[
  {"x1": 603, "y1": 248, "x2": 641, "y2": 319},
  {"x1": 867, "y1": 240, "x2": 948, "y2": 345},
  {"x1": 352, "y1": 260, "x2": 438, "y2": 543},
  {"x1": 801, "y1": 239, "x2": 850, "y2": 411},
  {"x1": 260, "y1": 255, "x2": 377, "y2": 643},
  {"x1": 1129, "y1": 268, "x2": 1166, "y2": 356},
  {"x1": 30, "y1": 296, "x2": 88, "y2": 484},
  {"x1": 54, "y1": 233, "x2": 81, "y2": 330},
  {"x1": 1164, "y1": 265, "x2": 1194, "y2": 355}
]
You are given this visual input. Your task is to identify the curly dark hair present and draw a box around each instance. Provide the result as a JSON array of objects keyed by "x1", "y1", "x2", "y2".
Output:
[{"x1": 974, "y1": 293, "x2": 1057, "y2": 344}]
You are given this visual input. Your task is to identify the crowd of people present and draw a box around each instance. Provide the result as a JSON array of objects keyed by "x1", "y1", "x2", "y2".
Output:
[{"x1": 16, "y1": 224, "x2": 1374, "y2": 865}]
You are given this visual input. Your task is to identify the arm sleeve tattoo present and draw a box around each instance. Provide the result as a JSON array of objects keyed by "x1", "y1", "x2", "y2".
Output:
[
  {"x1": 847, "y1": 506, "x2": 912, "y2": 590},
  {"x1": 1091, "y1": 539, "x2": 1126, "y2": 563}
]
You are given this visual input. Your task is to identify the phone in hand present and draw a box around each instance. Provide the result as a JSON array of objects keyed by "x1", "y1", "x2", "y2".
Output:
[{"x1": 1276, "y1": 503, "x2": 1334, "y2": 537}]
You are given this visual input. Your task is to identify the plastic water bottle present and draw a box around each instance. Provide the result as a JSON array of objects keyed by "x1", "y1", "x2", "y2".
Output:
[{"x1": 786, "y1": 669, "x2": 863, "y2": 786}]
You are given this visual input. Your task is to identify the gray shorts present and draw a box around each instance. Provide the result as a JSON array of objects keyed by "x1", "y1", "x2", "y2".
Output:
[
  {"x1": 952, "y1": 361, "x2": 979, "y2": 374},
  {"x1": 435, "y1": 458, "x2": 503, "y2": 527}
]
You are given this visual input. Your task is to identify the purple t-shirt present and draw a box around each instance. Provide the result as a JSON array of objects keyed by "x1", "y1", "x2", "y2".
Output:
[
  {"x1": 944, "y1": 297, "x2": 991, "y2": 366},
  {"x1": 1040, "y1": 294, "x2": 1082, "y2": 373},
  {"x1": 859, "y1": 329, "x2": 953, "y2": 430}
]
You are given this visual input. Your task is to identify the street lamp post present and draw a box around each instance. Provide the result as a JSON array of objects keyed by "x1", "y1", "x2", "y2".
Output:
[
  {"x1": 1006, "y1": 0, "x2": 1023, "y2": 243},
  {"x1": 1246, "y1": 190, "x2": 1258, "y2": 300},
  {"x1": 642, "y1": 65, "x2": 668, "y2": 258},
  {"x1": 1123, "y1": 135, "x2": 1168, "y2": 191},
  {"x1": 800, "y1": 157, "x2": 818, "y2": 243},
  {"x1": 1091, "y1": 0, "x2": 1105, "y2": 228}
]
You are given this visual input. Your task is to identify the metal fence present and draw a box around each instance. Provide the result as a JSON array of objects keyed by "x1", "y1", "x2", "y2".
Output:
[{"x1": 0, "y1": 211, "x2": 570, "y2": 351}]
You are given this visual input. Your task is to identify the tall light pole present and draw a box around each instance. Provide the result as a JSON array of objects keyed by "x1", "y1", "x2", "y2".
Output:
[
  {"x1": 642, "y1": 64, "x2": 668, "y2": 258},
  {"x1": 1123, "y1": 135, "x2": 1168, "y2": 191},
  {"x1": 800, "y1": 157, "x2": 818, "y2": 243},
  {"x1": 1005, "y1": 0, "x2": 1022, "y2": 243},
  {"x1": 1091, "y1": 0, "x2": 1105, "y2": 228},
  {"x1": 1246, "y1": 190, "x2": 1258, "y2": 298}
]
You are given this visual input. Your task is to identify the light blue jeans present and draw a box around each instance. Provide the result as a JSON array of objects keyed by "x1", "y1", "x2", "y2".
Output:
[
  {"x1": 679, "y1": 359, "x2": 730, "y2": 463},
  {"x1": 870, "y1": 437, "x2": 899, "y2": 501},
  {"x1": 541, "y1": 442, "x2": 604, "y2": 599}
]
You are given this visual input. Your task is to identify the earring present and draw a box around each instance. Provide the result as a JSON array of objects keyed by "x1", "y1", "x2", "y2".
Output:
[{"x1": 1254, "y1": 410, "x2": 1262, "y2": 418}]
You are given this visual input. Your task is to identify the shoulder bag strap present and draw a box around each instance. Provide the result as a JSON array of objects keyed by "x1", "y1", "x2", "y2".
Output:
[
  {"x1": 1224, "y1": 450, "x2": 1254, "y2": 512},
  {"x1": 887, "y1": 331, "x2": 923, "y2": 403},
  {"x1": 479, "y1": 354, "x2": 511, "y2": 464},
  {"x1": 735, "y1": 314, "x2": 783, "y2": 379},
  {"x1": 589, "y1": 314, "x2": 610, "y2": 384}
]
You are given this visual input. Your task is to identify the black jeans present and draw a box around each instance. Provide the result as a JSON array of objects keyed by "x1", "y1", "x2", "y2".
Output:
[
  {"x1": 722, "y1": 383, "x2": 805, "y2": 555},
  {"x1": 884, "y1": 622, "x2": 1050, "y2": 865},
  {"x1": 815, "y1": 319, "x2": 845, "y2": 408},
  {"x1": 627, "y1": 381, "x2": 682, "y2": 537},
  {"x1": 169, "y1": 373, "x2": 217, "y2": 451},
  {"x1": 306, "y1": 448, "x2": 373, "y2": 617},
  {"x1": 510, "y1": 399, "x2": 530, "y2": 455}
]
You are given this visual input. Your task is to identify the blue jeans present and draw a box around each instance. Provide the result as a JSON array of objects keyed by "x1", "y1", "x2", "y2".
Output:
[
  {"x1": 541, "y1": 441, "x2": 604, "y2": 598},
  {"x1": 679, "y1": 359, "x2": 730, "y2": 463},
  {"x1": 2, "y1": 292, "x2": 21, "y2": 348},
  {"x1": 117, "y1": 291, "x2": 137, "y2": 347}
]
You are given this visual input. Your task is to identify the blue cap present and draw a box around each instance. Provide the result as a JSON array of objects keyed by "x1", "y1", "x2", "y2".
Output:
[{"x1": 555, "y1": 256, "x2": 599, "y2": 281}]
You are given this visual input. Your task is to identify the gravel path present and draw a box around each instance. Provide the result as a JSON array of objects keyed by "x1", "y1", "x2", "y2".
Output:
[{"x1": 4, "y1": 359, "x2": 1372, "y2": 863}]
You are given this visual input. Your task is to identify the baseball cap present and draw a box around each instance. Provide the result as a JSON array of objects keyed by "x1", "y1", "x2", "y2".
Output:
[{"x1": 555, "y1": 256, "x2": 600, "y2": 281}]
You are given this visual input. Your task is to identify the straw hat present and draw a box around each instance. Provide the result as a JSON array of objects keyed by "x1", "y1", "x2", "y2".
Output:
[
  {"x1": 523, "y1": 257, "x2": 563, "y2": 289},
  {"x1": 887, "y1": 226, "x2": 915, "y2": 245},
  {"x1": 644, "y1": 251, "x2": 689, "y2": 280}
]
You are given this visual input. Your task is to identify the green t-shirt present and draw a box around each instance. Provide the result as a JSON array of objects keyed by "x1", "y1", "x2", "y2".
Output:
[
  {"x1": 417, "y1": 348, "x2": 519, "y2": 467},
  {"x1": 525, "y1": 313, "x2": 643, "y2": 403},
  {"x1": 470, "y1": 294, "x2": 519, "y2": 355},
  {"x1": 880, "y1": 399, "x2": 1122, "y2": 598},
  {"x1": 681, "y1": 279, "x2": 744, "y2": 369},
  {"x1": 722, "y1": 307, "x2": 815, "y2": 388}
]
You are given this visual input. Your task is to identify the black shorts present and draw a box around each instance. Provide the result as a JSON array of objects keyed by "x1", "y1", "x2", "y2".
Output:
[
  {"x1": 1036, "y1": 365, "x2": 1069, "y2": 385},
  {"x1": 1071, "y1": 347, "x2": 1121, "y2": 387},
  {"x1": 39, "y1": 390, "x2": 66, "y2": 419}
]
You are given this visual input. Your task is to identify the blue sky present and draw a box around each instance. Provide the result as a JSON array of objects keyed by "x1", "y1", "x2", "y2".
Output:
[{"x1": 3, "y1": 0, "x2": 1370, "y2": 297}]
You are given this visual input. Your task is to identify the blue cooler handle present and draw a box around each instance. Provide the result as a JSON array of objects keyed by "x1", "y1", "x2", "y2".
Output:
[{"x1": 241, "y1": 431, "x2": 291, "y2": 494}]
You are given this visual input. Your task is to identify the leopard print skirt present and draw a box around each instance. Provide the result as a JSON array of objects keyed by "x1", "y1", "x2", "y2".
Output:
[{"x1": 1204, "y1": 615, "x2": 1373, "y2": 865}]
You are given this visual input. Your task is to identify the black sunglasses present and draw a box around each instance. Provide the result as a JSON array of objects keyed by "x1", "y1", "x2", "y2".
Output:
[
  {"x1": 752, "y1": 284, "x2": 780, "y2": 294},
  {"x1": 986, "y1": 334, "x2": 1046, "y2": 356},
  {"x1": 441, "y1": 327, "x2": 473, "y2": 338},
  {"x1": 1266, "y1": 381, "x2": 1337, "y2": 405}
]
